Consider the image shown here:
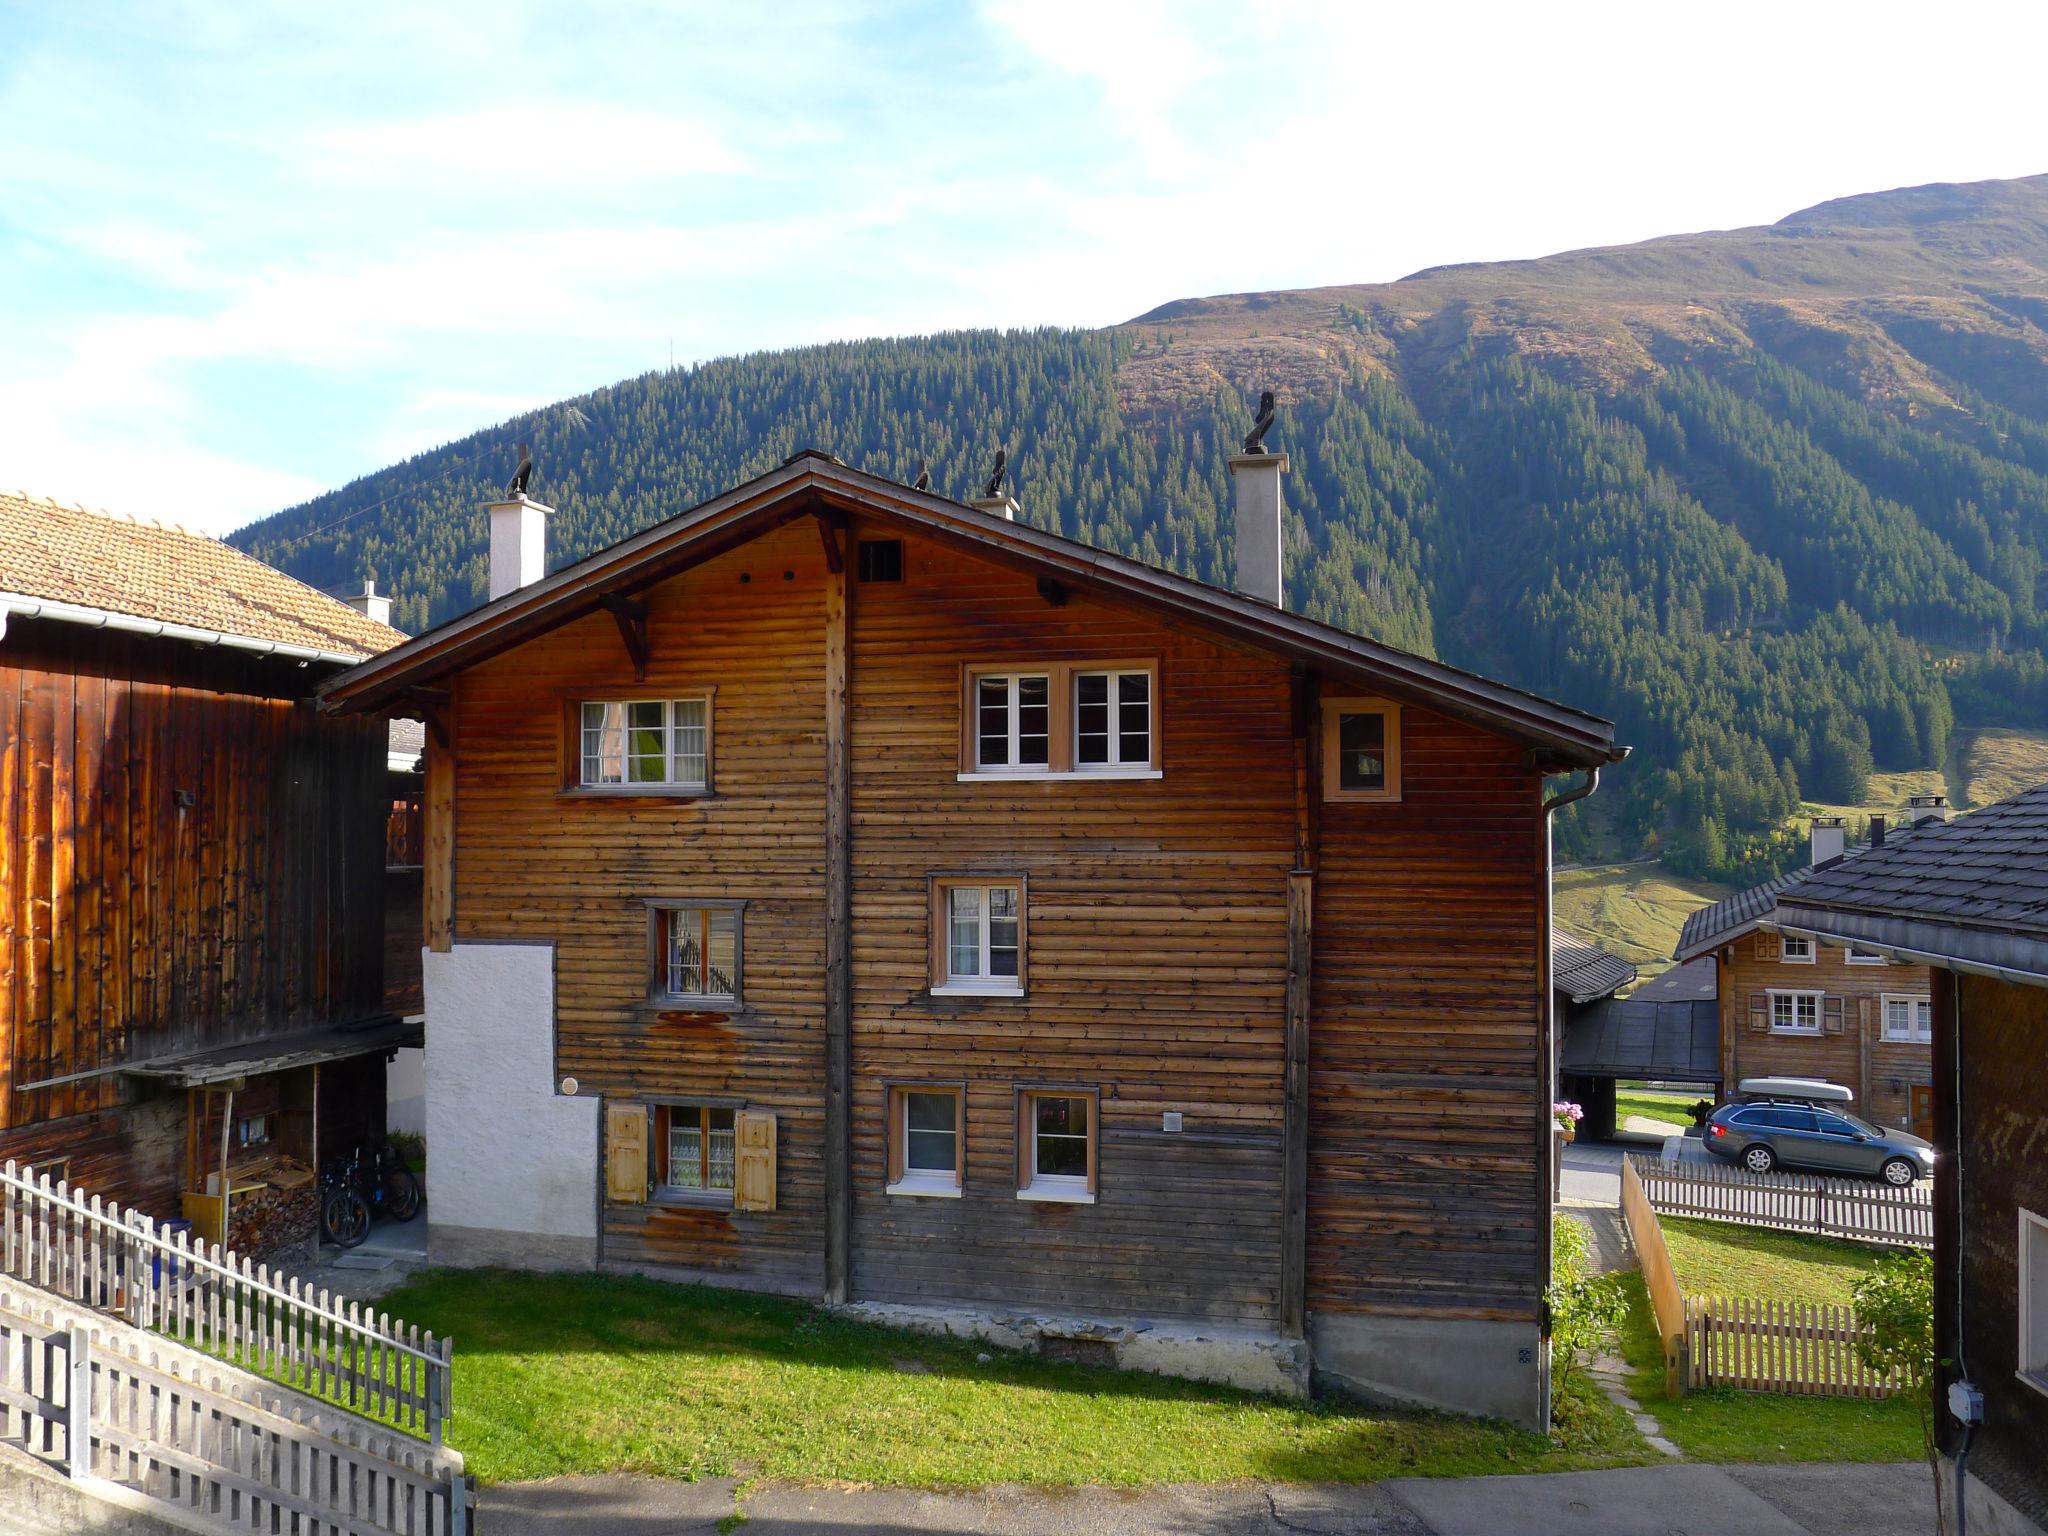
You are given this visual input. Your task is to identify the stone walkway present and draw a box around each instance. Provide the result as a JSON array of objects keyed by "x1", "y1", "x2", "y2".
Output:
[{"x1": 479, "y1": 1462, "x2": 1939, "y2": 1535}]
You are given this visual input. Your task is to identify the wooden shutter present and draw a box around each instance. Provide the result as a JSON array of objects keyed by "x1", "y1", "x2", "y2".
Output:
[
  {"x1": 886, "y1": 1092, "x2": 906, "y2": 1185},
  {"x1": 1823, "y1": 996, "x2": 1846, "y2": 1034},
  {"x1": 1748, "y1": 991, "x2": 1770, "y2": 1034},
  {"x1": 1753, "y1": 932, "x2": 1780, "y2": 960},
  {"x1": 605, "y1": 1102, "x2": 648, "y2": 1204},
  {"x1": 734, "y1": 1110, "x2": 777, "y2": 1212}
]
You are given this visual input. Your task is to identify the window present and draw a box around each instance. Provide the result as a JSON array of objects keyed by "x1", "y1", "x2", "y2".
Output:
[
  {"x1": 1754, "y1": 1105, "x2": 1819, "y2": 1133},
  {"x1": 1882, "y1": 994, "x2": 1933, "y2": 1043},
  {"x1": 2022, "y1": 1208, "x2": 2048, "y2": 1397},
  {"x1": 1321, "y1": 697, "x2": 1402, "y2": 802},
  {"x1": 236, "y1": 1114, "x2": 274, "y2": 1149},
  {"x1": 648, "y1": 902, "x2": 743, "y2": 1004},
  {"x1": 654, "y1": 1104, "x2": 736, "y2": 1199},
  {"x1": 959, "y1": 661, "x2": 1160, "y2": 779},
  {"x1": 579, "y1": 698, "x2": 710, "y2": 790},
  {"x1": 886, "y1": 1085, "x2": 964, "y2": 1197},
  {"x1": 857, "y1": 539, "x2": 903, "y2": 582},
  {"x1": 1846, "y1": 945, "x2": 1888, "y2": 966},
  {"x1": 1769, "y1": 990, "x2": 1822, "y2": 1034},
  {"x1": 1779, "y1": 933, "x2": 1815, "y2": 964},
  {"x1": 1074, "y1": 670, "x2": 1151, "y2": 770},
  {"x1": 1814, "y1": 1110, "x2": 1863, "y2": 1140},
  {"x1": 1017, "y1": 1089, "x2": 1096, "y2": 1203},
  {"x1": 932, "y1": 879, "x2": 1024, "y2": 995}
]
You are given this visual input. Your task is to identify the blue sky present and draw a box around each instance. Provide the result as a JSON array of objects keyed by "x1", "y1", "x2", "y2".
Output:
[{"x1": 5, "y1": 0, "x2": 2046, "y2": 535}]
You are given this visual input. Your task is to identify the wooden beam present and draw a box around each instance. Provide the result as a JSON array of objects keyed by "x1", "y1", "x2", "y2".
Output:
[
  {"x1": 424, "y1": 695, "x2": 456, "y2": 953},
  {"x1": 822, "y1": 520, "x2": 853, "y2": 1304},
  {"x1": 599, "y1": 594, "x2": 651, "y2": 682},
  {"x1": 1280, "y1": 666, "x2": 1317, "y2": 1339},
  {"x1": 815, "y1": 512, "x2": 846, "y2": 576}
]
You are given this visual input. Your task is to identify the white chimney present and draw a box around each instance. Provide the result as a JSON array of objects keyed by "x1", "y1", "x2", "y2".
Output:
[
  {"x1": 1228, "y1": 451, "x2": 1288, "y2": 606},
  {"x1": 344, "y1": 580, "x2": 393, "y2": 628},
  {"x1": 969, "y1": 494, "x2": 1018, "y2": 522},
  {"x1": 1810, "y1": 815, "x2": 1847, "y2": 867},
  {"x1": 1906, "y1": 793, "x2": 1949, "y2": 826},
  {"x1": 488, "y1": 494, "x2": 552, "y2": 599}
]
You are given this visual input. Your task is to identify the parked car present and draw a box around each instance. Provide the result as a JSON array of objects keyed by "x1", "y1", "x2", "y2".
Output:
[{"x1": 1705, "y1": 1093, "x2": 1934, "y2": 1185}]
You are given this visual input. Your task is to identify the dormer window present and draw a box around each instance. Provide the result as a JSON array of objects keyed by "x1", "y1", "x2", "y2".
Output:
[{"x1": 579, "y1": 697, "x2": 710, "y2": 790}]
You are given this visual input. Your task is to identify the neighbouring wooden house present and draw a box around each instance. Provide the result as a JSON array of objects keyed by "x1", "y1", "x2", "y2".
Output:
[
  {"x1": 0, "y1": 493, "x2": 411, "y2": 1263},
  {"x1": 1779, "y1": 786, "x2": 2048, "y2": 1536},
  {"x1": 318, "y1": 450, "x2": 1624, "y2": 1426},
  {"x1": 1674, "y1": 811, "x2": 1945, "y2": 1138}
]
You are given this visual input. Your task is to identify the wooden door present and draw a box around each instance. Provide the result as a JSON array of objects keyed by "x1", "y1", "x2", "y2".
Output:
[{"x1": 1910, "y1": 1085, "x2": 1935, "y2": 1143}]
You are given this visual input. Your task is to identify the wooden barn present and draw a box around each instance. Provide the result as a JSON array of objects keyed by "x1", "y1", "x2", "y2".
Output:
[
  {"x1": 0, "y1": 492, "x2": 411, "y2": 1263},
  {"x1": 319, "y1": 450, "x2": 1625, "y2": 1427}
]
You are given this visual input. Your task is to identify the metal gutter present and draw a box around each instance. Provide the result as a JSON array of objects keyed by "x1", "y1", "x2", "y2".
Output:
[{"x1": 0, "y1": 591, "x2": 371, "y2": 669}]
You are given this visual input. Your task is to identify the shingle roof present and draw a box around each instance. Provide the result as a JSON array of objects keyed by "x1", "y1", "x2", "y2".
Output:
[
  {"x1": 1791, "y1": 786, "x2": 2048, "y2": 939},
  {"x1": 1629, "y1": 957, "x2": 1718, "y2": 1004},
  {"x1": 0, "y1": 491, "x2": 403, "y2": 660},
  {"x1": 1552, "y1": 927, "x2": 1637, "y2": 1003},
  {"x1": 1560, "y1": 997, "x2": 1721, "y2": 1081},
  {"x1": 1673, "y1": 821, "x2": 1938, "y2": 961}
]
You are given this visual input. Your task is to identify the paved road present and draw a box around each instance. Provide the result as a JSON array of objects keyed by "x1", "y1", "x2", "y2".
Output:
[{"x1": 481, "y1": 1462, "x2": 1938, "y2": 1535}]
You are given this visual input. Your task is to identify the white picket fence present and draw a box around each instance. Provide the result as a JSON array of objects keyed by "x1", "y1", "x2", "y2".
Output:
[
  {"x1": 0, "y1": 1161, "x2": 452, "y2": 1443},
  {"x1": 1627, "y1": 1154, "x2": 1932, "y2": 1249},
  {"x1": 0, "y1": 1279, "x2": 469, "y2": 1534}
]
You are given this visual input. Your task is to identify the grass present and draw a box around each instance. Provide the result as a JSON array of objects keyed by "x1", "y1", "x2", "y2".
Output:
[
  {"x1": 1799, "y1": 766, "x2": 1951, "y2": 827},
  {"x1": 1952, "y1": 725, "x2": 2048, "y2": 810},
  {"x1": 1611, "y1": 1084, "x2": 1701, "y2": 1133},
  {"x1": 379, "y1": 1268, "x2": 1654, "y2": 1487},
  {"x1": 1552, "y1": 862, "x2": 1731, "y2": 977},
  {"x1": 1660, "y1": 1217, "x2": 1903, "y2": 1307},
  {"x1": 1613, "y1": 1272, "x2": 1922, "y2": 1463}
]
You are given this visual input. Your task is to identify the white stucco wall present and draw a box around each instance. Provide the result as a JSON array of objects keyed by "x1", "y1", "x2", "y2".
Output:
[
  {"x1": 385, "y1": 1047, "x2": 426, "y2": 1138},
  {"x1": 423, "y1": 943, "x2": 598, "y2": 1257}
]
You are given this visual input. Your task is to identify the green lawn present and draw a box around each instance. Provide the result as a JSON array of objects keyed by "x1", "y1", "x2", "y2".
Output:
[
  {"x1": 380, "y1": 1268, "x2": 1653, "y2": 1487},
  {"x1": 1660, "y1": 1217, "x2": 1902, "y2": 1306},
  {"x1": 1552, "y1": 863, "x2": 1730, "y2": 977},
  {"x1": 1614, "y1": 1272, "x2": 1922, "y2": 1463},
  {"x1": 1612, "y1": 1084, "x2": 1701, "y2": 1132}
]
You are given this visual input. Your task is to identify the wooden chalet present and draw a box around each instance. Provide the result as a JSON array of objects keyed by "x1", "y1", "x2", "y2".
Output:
[
  {"x1": 0, "y1": 492, "x2": 411, "y2": 1263},
  {"x1": 319, "y1": 449, "x2": 1624, "y2": 1426},
  {"x1": 1779, "y1": 787, "x2": 2048, "y2": 1536},
  {"x1": 1676, "y1": 812, "x2": 1946, "y2": 1139}
]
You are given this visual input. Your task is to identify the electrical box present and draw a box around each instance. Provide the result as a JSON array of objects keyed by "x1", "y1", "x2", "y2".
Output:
[
  {"x1": 1162, "y1": 1111, "x2": 1183, "y2": 1133},
  {"x1": 1948, "y1": 1380, "x2": 1984, "y2": 1425}
]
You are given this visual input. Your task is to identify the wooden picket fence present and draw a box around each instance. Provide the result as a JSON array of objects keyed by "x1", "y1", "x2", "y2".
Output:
[
  {"x1": 0, "y1": 1160, "x2": 451, "y2": 1444},
  {"x1": 1684, "y1": 1294, "x2": 1905, "y2": 1398},
  {"x1": 1628, "y1": 1154, "x2": 1931, "y2": 1249},
  {"x1": 0, "y1": 1280, "x2": 469, "y2": 1534}
]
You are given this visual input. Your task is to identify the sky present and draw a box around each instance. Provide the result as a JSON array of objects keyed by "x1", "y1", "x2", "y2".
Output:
[{"x1": 4, "y1": 1, "x2": 2047, "y2": 537}]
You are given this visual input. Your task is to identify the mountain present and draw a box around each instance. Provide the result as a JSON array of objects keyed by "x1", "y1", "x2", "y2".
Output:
[{"x1": 233, "y1": 173, "x2": 2048, "y2": 877}]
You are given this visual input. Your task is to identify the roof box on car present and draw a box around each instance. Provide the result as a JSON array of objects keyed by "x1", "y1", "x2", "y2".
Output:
[{"x1": 1737, "y1": 1077, "x2": 1854, "y2": 1104}]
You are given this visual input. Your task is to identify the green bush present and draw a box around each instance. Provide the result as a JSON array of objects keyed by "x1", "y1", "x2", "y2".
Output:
[{"x1": 1550, "y1": 1215, "x2": 1627, "y2": 1390}]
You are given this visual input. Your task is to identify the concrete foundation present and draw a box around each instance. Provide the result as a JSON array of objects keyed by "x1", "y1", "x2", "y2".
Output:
[
  {"x1": 422, "y1": 943, "x2": 598, "y2": 1269},
  {"x1": 1310, "y1": 1310, "x2": 1549, "y2": 1431},
  {"x1": 840, "y1": 1300, "x2": 1309, "y2": 1397},
  {"x1": 0, "y1": 1450, "x2": 185, "y2": 1535},
  {"x1": 1943, "y1": 1459, "x2": 2048, "y2": 1536}
]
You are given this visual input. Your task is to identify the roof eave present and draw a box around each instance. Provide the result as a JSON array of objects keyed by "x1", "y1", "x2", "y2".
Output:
[
  {"x1": 0, "y1": 591, "x2": 375, "y2": 670},
  {"x1": 1777, "y1": 899, "x2": 2048, "y2": 987}
]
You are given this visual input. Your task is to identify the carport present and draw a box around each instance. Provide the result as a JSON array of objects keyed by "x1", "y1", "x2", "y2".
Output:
[{"x1": 1559, "y1": 996, "x2": 1720, "y2": 1140}]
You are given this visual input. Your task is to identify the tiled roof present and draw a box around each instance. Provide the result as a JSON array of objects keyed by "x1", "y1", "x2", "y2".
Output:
[
  {"x1": 1673, "y1": 821, "x2": 1937, "y2": 961},
  {"x1": 1792, "y1": 786, "x2": 2048, "y2": 938},
  {"x1": 1552, "y1": 927, "x2": 1637, "y2": 1003},
  {"x1": 1629, "y1": 957, "x2": 1718, "y2": 1003},
  {"x1": 0, "y1": 490, "x2": 403, "y2": 660}
]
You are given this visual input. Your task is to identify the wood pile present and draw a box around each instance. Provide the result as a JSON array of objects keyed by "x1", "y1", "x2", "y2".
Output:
[{"x1": 225, "y1": 1158, "x2": 318, "y2": 1266}]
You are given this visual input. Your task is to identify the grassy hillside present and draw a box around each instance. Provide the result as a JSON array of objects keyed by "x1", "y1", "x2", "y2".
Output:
[
  {"x1": 1952, "y1": 725, "x2": 2048, "y2": 808},
  {"x1": 1553, "y1": 863, "x2": 1730, "y2": 977},
  {"x1": 235, "y1": 173, "x2": 2048, "y2": 872}
]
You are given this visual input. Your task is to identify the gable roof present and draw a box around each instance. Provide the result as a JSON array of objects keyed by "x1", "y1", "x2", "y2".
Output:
[
  {"x1": 0, "y1": 490, "x2": 404, "y2": 663},
  {"x1": 1560, "y1": 996, "x2": 1720, "y2": 1082},
  {"x1": 1552, "y1": 927, "x2": 1637, "y2": 1003},
  {"x1": 1630, "y1": 956, "x2": 1717, "y2": 1004},
  {"x1": 317, "y1": 453, "x2": 1623, "y2": 765},
  {"x1": 1673, "y1": 820, "x2": 1942, "y2": 962},
  {"x1": 1777, "y1": 785, "x2": 2048, "y2": 983}
]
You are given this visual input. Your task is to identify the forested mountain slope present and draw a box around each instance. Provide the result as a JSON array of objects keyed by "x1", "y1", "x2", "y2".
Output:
[{"x1": 234, "y1": 173, "x2": 2048, "y2": 875}]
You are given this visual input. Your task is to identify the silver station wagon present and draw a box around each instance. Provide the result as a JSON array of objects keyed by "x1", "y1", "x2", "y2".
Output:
[{"x1": 1705, "y1": 1078, "x2": 1934, "y2": 1186}]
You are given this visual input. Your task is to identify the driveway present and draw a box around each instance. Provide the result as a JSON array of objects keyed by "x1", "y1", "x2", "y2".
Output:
[{"x1": 480, "y1": 1461, "x2": 1938, "y2": 1535}]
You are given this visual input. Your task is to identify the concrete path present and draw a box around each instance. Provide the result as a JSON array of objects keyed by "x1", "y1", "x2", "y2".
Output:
[{"x1": 480, "y1": 1462, "x2": 1935, "y2": 1535}]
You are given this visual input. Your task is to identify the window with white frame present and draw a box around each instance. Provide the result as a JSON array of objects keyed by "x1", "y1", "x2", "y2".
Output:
[
  {"x1": 2022, "y1": 1208, "x2": 2048, "y2": 1396},
  {"x1": 886, "y1": 1085, "x2": 964, "y2": 1197},
  {"x1": 935, "y1": 881, "x2": 1022, "y2": 994},
  {"x1": 580, "y1": 698, "x2": 709, "y2": 789},
  {"x1": 1017, "y1": 1090, "x2": 1095, "y2": 1203},
  {"x1": 649, "y1": 903, "x2": 742, "y2": 1004},
  {"x1": 1075, "y1": 670, "x2": 1151, "y2": 770},
  {"x1": 1779, "y1": 933, "x2": 1816, "y2": 964},
  {"x1": 1846, "y1": 945, "x2": 1888, "y2": 966},
  {"x1": 1881, "y1": 994, "x2": 1933, "y2": 1043},
  {"x1": 974, "y1": 674, "x2": 1051, "y2": 771},
  {"x1": 1770, "y1": 989, "x2": 1822, "y2": 1034}
]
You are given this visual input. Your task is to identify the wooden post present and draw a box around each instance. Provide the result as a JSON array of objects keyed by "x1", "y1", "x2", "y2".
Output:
[
  {"x1": 218, "y1": 1086, "x2": 235, "y2": 1249},
  {"x1": 822, "y1": 515, "x2": 853, "y2": 1305},
  {"x1": 1279, "y1": 668, "x2": 1318, "y2": 1340},
  {"x1": 67, "y1": 1323, "x2": 89, "y2": 1480},
  {"x1": 424, "y1": 699, "x2": 456, "y2": 953}
]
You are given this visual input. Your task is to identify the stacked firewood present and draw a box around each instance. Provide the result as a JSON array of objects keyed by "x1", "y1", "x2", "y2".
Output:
[{"x1": 226, "y1": 1159, "x2": 319, "y2": 1266}]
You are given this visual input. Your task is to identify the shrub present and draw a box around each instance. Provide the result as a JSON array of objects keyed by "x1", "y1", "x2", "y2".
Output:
[
  {"x1": 1549, "y1": 1214, "x2": 1627, "y2": 1390},
  {"x1": 1853, "y1": 1251, "x2": 1943, "y2": 1534}
]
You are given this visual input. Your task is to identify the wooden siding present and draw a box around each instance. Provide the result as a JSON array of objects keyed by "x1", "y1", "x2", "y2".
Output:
[
  {"x1": 1307, "y1": 701, "x2": 1548, "y2": 1323},
  {"x1": 1718, "y1": 940, "x2": 1933, "y2": 1133},
  {"x1": 845, "y1": 526, "x2": 1295, "y2": 1324},
  {"x1": 0, "y1": 625, "x2": 388, "y2": 1210},
  {"x1": 449, "y1": 519, "x2": 829, "y2": 1296}
]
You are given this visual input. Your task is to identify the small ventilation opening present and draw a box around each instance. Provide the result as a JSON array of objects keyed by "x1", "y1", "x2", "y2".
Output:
[{"x1": 857, "y1": 539, "x2": 904, "y2": 583}]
